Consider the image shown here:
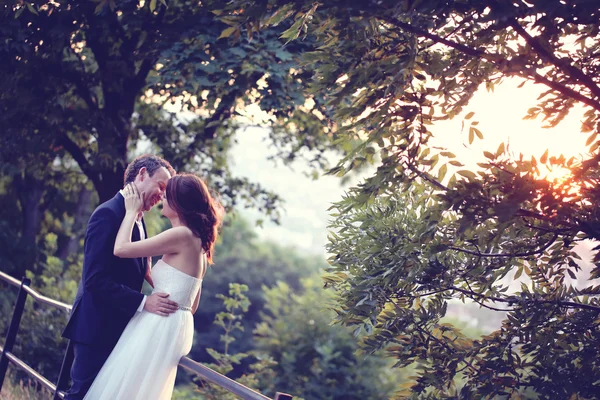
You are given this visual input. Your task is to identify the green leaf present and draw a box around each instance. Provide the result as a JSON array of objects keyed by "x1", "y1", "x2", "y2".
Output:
[
  {"x1": 26, "y1": 3, "x2": 38, "y2": 15},
  {"x1": 219, "y1": 26, "x2": 238, "y2": 39},
  {"x1": 280, "y1": 17, "x2": 303, "y2": 42},
  {"x1": 457, "y1": 170, "x2": 477, "y2": 180},
  {"x1": 266, "y1": 4, "x2": 294, "y2": 26},
  {"x1": 514, "y1": 266, "x2": 523, "y2": 280},
  {"x1": 540, "y1": 149, "x2": 549, "y2": 164},
  {"x1": 149, "y1": 0, "x2": 157, "y2": 12},
  {"x1": 440, "y1": 151, "x2": 456, "y2": 158},
  {"x1": 586, "y1": 132, "x2": 598, "y2": 147},
  {"x1": 464, "y1": 111, "x2": 475, "y2": 120},
  {"x1": 94, "y1": 0, "x2": 107, "y2": 14},
  {"x1": 495, "y1": 142, "x2": 505, "y2": 157},
  {"x1": 14, "y1": 6, "x2": 25, "y2": 18},
  {"x1": 438, "y1": 164, "x2": 448, "y2": 181}
]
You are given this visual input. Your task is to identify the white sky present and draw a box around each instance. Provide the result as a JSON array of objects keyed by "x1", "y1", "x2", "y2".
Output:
[{"x1": 429, "y1": 79, "x2": 589, "y2": 175}]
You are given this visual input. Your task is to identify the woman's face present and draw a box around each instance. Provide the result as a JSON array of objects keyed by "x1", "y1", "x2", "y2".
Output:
[{"x1": 160, "y1": 192, "x2": 177, "y2": 219}]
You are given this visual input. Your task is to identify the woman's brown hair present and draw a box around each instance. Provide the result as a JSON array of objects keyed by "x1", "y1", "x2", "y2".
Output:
[{"x1": 165, "y1": 174, "x2": 223, "y2": 263}]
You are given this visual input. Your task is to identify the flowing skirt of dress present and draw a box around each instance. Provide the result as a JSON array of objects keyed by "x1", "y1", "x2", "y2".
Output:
[{"x1": 83, "y1": 309, "x2": 194, "y2": 400}]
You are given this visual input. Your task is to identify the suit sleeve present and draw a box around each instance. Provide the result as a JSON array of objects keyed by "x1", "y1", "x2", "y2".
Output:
[{"x1": 82, "y1": 207, "x2": 144, "y2": 317}]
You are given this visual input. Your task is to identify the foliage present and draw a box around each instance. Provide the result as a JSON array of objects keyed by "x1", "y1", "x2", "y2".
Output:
[
  {"x1": 0, "y1": 0, "x2": 338, "y2": 219},
  {"x1": 179, "y1": 278, "x2": 398, "y2": 400},
  {"x1": 253, "y1": 278, "x2": 398, "y2": 400},
  {"x1": 185, "y1": 283, "x2": 277, "y2": 400},
  {"x1": 216, "y1": 0, "x2": 600, "y2": 397},
  {"x1": 0, "y1": 232, "x2": 79, "y2": 383},
  {"x1": 0, "y1": 163, "x2": 91, "y2": 276},
  {"x1": 190, "y1": 216, "x2": 324, "y2": 366},
  {"x1": 327, "y1": 184, "x2": 600, "y2": 398},
  {"x1": 0, "y1": 368, "x2": 53, "y2": 400},
  {"x1": 1, "y1": 214, "x2": 326, "y2": 392}
]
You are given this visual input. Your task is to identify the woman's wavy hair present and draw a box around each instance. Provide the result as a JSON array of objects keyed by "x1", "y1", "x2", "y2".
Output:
[{"x1": 165, "y1": 174, "x2": 223, "y2": 263}]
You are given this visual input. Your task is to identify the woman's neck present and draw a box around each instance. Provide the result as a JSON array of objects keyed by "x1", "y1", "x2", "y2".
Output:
[{"x1": 168, "y1": 216, "x2": 183, "y2": 228}]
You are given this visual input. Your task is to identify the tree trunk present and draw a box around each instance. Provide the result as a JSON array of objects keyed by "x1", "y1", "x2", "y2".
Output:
[
  {"x1": 96, "y1": 165, "x2": 126, "y2": 204},
  {"x1": 57, "y1": 187, "x2": 93, "y2": 260},
  {"x1": 93, "y1": 122, "x2": 129, "y2": 203},
  {"x1": 13, "y1": 174, "x2": 45, "y2": 274}
]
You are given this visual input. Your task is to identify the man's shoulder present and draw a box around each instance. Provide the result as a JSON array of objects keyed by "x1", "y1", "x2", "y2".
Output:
[{"x1": 91, "y1": 193, "x2": 123, "y2": 221}]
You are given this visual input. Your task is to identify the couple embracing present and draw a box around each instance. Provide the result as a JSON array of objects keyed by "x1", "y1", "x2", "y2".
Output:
[{"x1": 62, "y1": 154, "x2": 222, "y2": 399}]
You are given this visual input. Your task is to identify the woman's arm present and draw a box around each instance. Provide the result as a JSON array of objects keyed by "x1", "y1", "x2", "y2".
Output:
[
  {"x1": 114, "y1": 183, "x2": 193, "y2": 259},
  {"x1": 114, "y1": 222, "x2": 192, "y2": 259}
]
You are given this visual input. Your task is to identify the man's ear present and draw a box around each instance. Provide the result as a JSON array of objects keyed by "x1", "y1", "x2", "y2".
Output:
[{"x1": 138, "y1": 167, "x2": 147, "y2": 181}]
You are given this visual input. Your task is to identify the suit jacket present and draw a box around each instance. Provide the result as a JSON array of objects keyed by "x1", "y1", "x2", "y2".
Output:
[{"x1": 63, "y1": 192, "x2": 147, "y2": 346}]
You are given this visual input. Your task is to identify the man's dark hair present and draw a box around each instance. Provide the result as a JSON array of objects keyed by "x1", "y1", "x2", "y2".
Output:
[{"x1": 123, "y1": 154, "x2": 175, "y2": 184}]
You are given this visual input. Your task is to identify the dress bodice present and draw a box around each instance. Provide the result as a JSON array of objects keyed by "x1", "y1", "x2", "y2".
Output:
[{"x1": 151, "y1": 260, "x2": 203, "y2": 310}]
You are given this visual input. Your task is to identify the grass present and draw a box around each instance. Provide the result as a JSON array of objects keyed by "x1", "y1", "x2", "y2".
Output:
[{"x1": 0, "y1": 366, "x2": 53, "y2": 400}]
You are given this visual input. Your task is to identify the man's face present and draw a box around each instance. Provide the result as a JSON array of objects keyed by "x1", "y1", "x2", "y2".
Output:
[{"x1": 134, "y1": 167, "x2": 171, "y2": 211}]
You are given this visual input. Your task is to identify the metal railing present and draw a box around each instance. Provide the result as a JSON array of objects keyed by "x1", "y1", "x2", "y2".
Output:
[{"x1": 0, "y1": 270, "x2": 292, "y2": 400}]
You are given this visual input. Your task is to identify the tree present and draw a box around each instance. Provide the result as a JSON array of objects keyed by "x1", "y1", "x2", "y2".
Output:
[
  {"x1": 0, "y1": 0, "x2": 335, "y2": 212},
  {"x1": 190, "y1": 216, "x2": 325, "y2": 367},
  {"x1": 219, "y1": 0, "x2": 600, "y2": 397},
  {"x1": 253, "y1": 278, "x2": 398, "y2": 400},
  {"x1": 185, "y1": 283, "x2": 277, "y2": 400},
  {"x1": 1, "y1": 0, "x2": 341, "y2": 283},
  {"x1": 0, "y1": 158, "x2": 92, "y2": 276}
]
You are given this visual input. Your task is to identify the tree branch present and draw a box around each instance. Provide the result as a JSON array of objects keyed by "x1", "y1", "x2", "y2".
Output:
[
  {"x1": 377, "y1": 15, "x2": 497, "y2": 61},
  {"x1": 527, "y1": 69, "x2": 600, "y2": 111},
  {"x1": 449, "y1": 233, "x2": 558, "y2": 258},
  {"x1": 130, "y1": 4, "x2": 168, "y2": 94},
  {"x1": 377, "y1": 15, "x2": 600, "y2": 112},
  {"x1": 452, "y1": 284, "x2": 600, "y2": 313},
  {"x1": 405, "y1": 163, "x2": 449, "y2": 191},
  {"x1": 384, "y1": 292, "x2": 480, "y2": 374},
  {"x1": 532, "y1": 299, "x2": 600, "y2": 312},
  {"x1": 42, "y1": 56, "x2": 97, "y2": 111},
  {"x1": 56, "y1": 134, "x2": 100, "y2": 189},
  {"x1": 508, "y1": 19, "x2": 600, "y2": 101},
  {"x1": 462, "y1": 280, "x2": 519, "y2": 312}
]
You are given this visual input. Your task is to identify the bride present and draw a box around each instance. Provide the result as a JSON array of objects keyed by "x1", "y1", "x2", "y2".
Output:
[{"x1": 84, "y1": 173, "x2": 222, "y2": 400}]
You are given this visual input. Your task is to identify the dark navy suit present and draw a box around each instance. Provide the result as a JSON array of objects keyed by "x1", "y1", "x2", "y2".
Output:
[{"x1": 62, "y1": 192, "x2": 146, "y2": 399}]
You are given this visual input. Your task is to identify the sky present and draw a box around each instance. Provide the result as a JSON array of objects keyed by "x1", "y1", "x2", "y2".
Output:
[
  {"x1": 429, "y1": 79, "x2": 588, "y2": 177},
  {"x1": 229, "y1": 125, "x2": 360, "y2": 255}
]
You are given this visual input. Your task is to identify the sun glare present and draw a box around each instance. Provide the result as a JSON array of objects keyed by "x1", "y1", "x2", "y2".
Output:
[
  {"x1": 429, "y1": 79, "x2": 589, "y2": 182},
  {"x1": 540, "y1": 165, "x2": 573, "y2": 184}
]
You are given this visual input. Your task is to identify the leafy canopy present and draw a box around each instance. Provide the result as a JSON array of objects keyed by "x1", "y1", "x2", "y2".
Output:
[
  {"x1": 219, "y1": 0, "x2": 600, "y2": 397},
  {"x1": 1, "y1": 0, "x2": 336, "y2": 216}
]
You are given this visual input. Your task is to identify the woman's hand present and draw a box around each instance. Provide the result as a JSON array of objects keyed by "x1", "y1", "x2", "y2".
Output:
[{"x1": 124, "y1": 183, "x2": 145, "y2": 215}]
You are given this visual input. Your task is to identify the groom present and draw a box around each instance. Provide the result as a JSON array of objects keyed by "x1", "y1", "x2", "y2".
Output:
[{"x1": 62, "y1": 154, "x2": 179, "y2": 400}]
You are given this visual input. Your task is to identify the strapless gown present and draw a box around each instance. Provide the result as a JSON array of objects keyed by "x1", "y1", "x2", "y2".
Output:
[{"x1": 84, "y1": 259, "x2": 202, "y2": 400}]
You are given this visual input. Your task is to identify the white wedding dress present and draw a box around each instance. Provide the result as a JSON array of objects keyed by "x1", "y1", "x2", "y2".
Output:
[{"x1": 84, "y1": 259, "x2": 203, "y2": 400}]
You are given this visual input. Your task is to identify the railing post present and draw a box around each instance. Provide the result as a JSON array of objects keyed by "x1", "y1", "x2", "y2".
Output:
[
  {"x1": 0, "y1": 277, "x2": 31, "y2": 392},
  {"x1": 54, "y1": 340, "x2": 74, "y2": 400},
  {"x1": 274, "y1": 392, "x2": 293, "y2": 400}
]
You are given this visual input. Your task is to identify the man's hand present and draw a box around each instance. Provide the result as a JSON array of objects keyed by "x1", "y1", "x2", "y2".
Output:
[{"x1": 144, "y1": 292, "x2": 178, "y2": 316}]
